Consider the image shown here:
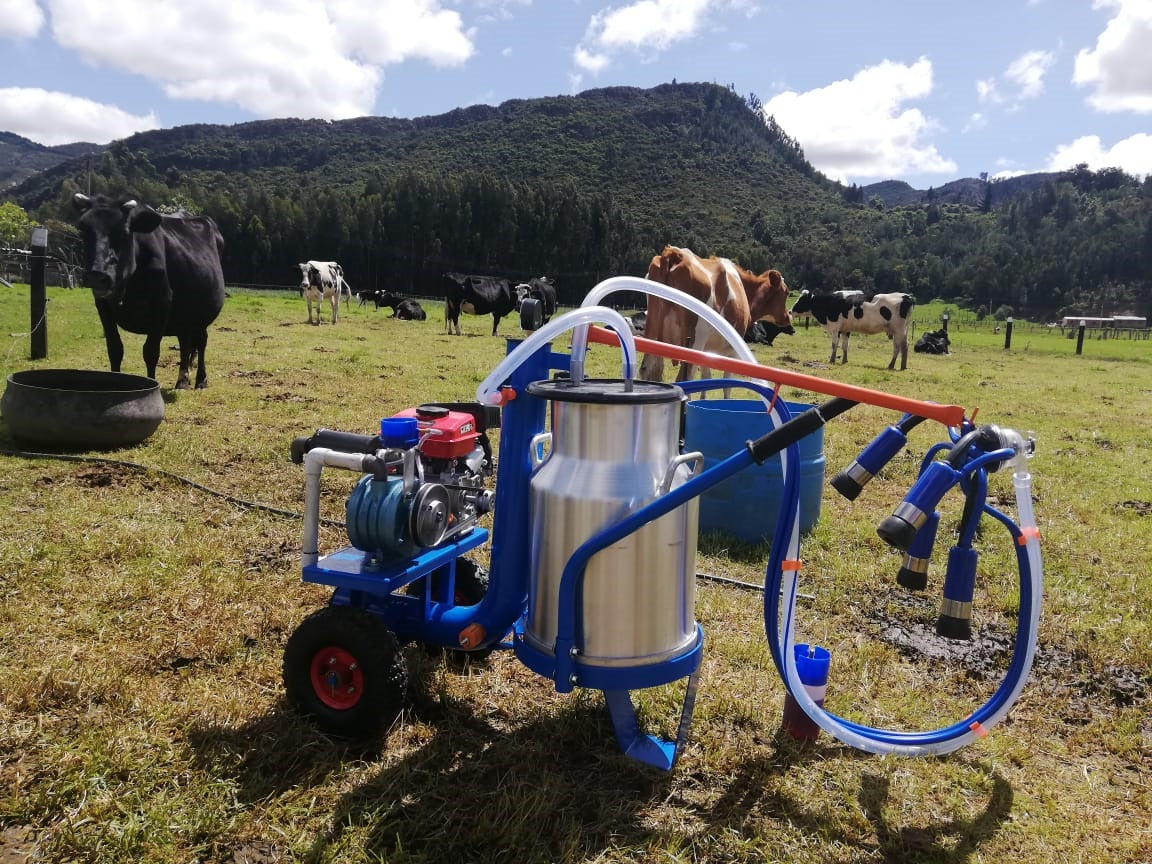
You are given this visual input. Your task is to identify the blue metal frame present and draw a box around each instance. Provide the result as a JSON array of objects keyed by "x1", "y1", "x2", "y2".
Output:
[{"x1": 298, "y1": 345, "x2": 792, "y2": 769}]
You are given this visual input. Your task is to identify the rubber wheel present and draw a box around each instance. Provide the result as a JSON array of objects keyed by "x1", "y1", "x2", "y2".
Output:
[
  {"x1": 430, "y1": 557, "x2": 489, "y2": 607},
  {"x1": 283, "y1": 606, "x2": 408, "y2": 739}
]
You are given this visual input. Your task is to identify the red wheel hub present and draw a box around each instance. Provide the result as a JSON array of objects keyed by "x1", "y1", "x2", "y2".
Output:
[{"x1": 309, "y1": 645, "x2": 364, "y2": 710}]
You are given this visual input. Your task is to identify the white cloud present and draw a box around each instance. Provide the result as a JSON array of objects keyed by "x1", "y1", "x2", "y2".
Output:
[
  {"x1": 0, "y1": 0, "x2": 44, "y2": 38},
  {"x1": 1005, "y1": 49, "x2": 1055, "y2": 99},
  {"x1": 0, "y1": 87, "x2": 160, "y2": 145},
  {"x1": 43, "y1": 0, "x2": 474, "y2": 120},
  {"x1": 1045, "y1": 133, "x2": 1152, "y2": 177},
  {"x1": 962, "y1": 112, "x2": 987, "y2": 133},
  {"x1": 761, "y1": 58, "x2": 957, "y2": 183},
  {"x1": 976, "y1": 78, "x2": 1002, "y2": 104},
  {"x1": 1074, "y1": 0, "x2": 1152, "y2": 112},
  {"x1": 573, "y1": 0, "x2": 747, "y2": 73},
  {"x1": 991, "y1": 168, "x2": 1031, "y2": 180}
]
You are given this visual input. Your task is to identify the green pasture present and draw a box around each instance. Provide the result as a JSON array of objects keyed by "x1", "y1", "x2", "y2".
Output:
[{"x1": 1, "y1": 284, "x2": 1149, "y2": 863}]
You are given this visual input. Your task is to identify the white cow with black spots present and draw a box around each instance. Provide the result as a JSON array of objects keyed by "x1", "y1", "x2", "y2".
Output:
[{"x1": 298, "y1": 261, "x2": 351, "y2": 325}]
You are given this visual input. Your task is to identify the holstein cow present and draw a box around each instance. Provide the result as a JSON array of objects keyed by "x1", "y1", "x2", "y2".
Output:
[
  {"x1": 374, "y1": 291, "x2": 427, "y2": 320},
  {"x1": 914, "y1": 328, "x2": 951, "y2": 355},
  {"x1": 639, "y1": 245, "x2": 792, "y2": 385},
  {"x1": 298, "y1": 261, "x2": 350, "y2": 325},
  {"x1": 790, "y1": 289, "x2": 915, "y2": 370},
  {"x1": 516, "y1": 276, "x2": 558, "y2": 326},
  {"x1": 72, "y1": 193, "x2": 225, "y2": 389},
  {"x1": 442, "y1": 272, "x2": 519, "y2": 336}
]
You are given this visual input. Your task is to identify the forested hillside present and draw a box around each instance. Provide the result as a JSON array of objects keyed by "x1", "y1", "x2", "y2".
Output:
[
  {"x1": 6, "y1": 82, "x2": 1151, "y2": 317},
  {"x1": 0, "y1": 132, "x2": 103, "y2": 192}
]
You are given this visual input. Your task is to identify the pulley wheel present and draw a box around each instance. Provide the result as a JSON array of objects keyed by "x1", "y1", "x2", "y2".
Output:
[{"x1": 410, "y1": 483, "x2": 451, "y2": 547}]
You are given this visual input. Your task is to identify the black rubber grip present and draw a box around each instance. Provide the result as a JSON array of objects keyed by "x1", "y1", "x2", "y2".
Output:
[{"x1": 746, "y1": 397, "x2": 857, "y2": 464}]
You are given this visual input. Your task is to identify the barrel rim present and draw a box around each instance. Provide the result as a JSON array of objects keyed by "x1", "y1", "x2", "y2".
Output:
[{"x1": 526, "y1": 378, "x2": 684, "y2": 405}]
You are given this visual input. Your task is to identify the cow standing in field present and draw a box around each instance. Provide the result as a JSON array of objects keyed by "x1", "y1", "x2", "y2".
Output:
[
  {"x1": 442, "y1": 272, "x2": 519, "y2": 335},
  {"x1": 639, "y1": 245, "x2": 792, "y2": 385},
  {"x1": 73, "y1": 193, "x2": 225, "y2": 389},
  {"x1": 790, "y1": 289, "x2": 915, "y2": 370},
  {"x1": 298, "y1": 261, "x2": 349, "y2": 324}
]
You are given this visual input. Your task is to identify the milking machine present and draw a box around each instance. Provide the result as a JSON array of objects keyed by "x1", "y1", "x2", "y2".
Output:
[{"x1": 282, "y1": 277, "x2": 1042, "y2": 768}]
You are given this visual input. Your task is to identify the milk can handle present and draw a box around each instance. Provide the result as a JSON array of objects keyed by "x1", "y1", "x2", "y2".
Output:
[
  {"x1": 529, "y1": 432, "x2": 553, "y2": 469},
  {"x1": 660, "y1": 451, "x2": 704, "y2": 494}
]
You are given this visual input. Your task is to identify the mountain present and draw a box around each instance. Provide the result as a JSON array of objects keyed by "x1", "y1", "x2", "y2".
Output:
[
  {"x1": 861, "y1": 173, "x2": 1060, "y2": 208},
  {"x1": 0, "y1": 132, "x2": 103, "y2": 191},
  {"x1": 5, "y1": 82, "x2": 1148, "y2": 319},
  {"x1": 9, "y1": 83, "x2": 836, "y2": 244}
]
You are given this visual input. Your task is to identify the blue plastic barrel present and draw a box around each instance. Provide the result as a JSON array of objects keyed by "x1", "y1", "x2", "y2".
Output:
[{"x1": 683, "y1": 399, "x2": 825, "y2": 542}]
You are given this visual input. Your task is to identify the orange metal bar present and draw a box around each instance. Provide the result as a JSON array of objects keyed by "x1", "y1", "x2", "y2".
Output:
[{"x1": 586, "y1": 326, "x2": 967, "y2": 427}]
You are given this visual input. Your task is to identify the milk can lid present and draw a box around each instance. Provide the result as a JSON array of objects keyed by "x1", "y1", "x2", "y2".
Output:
[{"x1": 526, "y1": 378, "x2": 684, "y2": 404}]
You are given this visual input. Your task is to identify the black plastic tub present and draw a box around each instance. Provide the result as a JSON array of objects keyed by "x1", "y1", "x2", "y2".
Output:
[{"x1": 1, "y1": 369, "x2": 165, "y2": 449}]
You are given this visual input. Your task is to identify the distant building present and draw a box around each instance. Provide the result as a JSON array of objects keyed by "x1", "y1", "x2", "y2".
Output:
[{"x1": 1061, "y1": 315, "x2": 1147, "y2": 330}]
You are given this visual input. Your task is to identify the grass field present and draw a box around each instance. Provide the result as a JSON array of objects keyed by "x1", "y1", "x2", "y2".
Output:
[{"x1": 1, "y1": 284, "x2": 1150, "y2": 864}]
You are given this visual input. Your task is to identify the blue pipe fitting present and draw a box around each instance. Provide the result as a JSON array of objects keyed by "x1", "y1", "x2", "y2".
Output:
[
  {"x1": 897, "y1": 510, "x2": 939, "y2": 591},
  {"x1": 937, "y1": 546, "x2": 979, "y2": 640},
  {"x1": 877, "y1": 459, "x2": 962, "y2": 551}
]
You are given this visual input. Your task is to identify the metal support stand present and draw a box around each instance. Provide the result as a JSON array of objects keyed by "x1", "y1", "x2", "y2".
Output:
[{"x1": 604, "y1": 666, "x2": 701, "y2": 771}]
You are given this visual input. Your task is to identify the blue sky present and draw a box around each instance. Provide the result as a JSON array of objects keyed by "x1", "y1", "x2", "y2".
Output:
[{"x1": 2, "y1": 0, "x2": 1150, "y2": 188}]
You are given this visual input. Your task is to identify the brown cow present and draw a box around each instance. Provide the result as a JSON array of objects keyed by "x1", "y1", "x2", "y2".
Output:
[{"x1": 638, "y1": 245, "x2": 792, "y2": 385}]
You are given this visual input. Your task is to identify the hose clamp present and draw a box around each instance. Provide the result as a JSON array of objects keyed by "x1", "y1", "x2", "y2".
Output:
[
  {"x1": 939, "y1": 598, "x2": 973, "y2": 620},
  {"x1": 844, "y1": 461, "x2": 873, "y2": 485},
  {"x1": 892, "y1": 501, "x2": 929, "y2": 530},
  {"x1": 902, "y1": 554, "x2": 930, "y2": 574}
]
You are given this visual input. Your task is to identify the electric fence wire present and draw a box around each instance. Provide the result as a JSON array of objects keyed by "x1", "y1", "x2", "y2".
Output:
[
  {"x1": 2, "y1": 447, "x2": 808, "y2": 597},
  {"x1": 0, "y1": 447, "x2": 345, "y2": 527}
]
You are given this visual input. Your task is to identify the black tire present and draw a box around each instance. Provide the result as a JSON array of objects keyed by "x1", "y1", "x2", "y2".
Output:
[
  {"x1": 283, "y1": 606, "x2": 408, "y2": 739},
  {"x1": 432, "y1": 557, "x2": 490, "y2": 607}
]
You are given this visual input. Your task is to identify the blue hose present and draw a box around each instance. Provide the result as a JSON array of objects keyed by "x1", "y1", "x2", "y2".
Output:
[{"x1": 760, "y1": 416, "x2": 1037, "y2": 752}]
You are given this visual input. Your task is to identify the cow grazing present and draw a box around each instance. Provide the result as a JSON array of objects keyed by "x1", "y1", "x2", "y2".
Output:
[
  {"x1": 915, "y1": 328, "x2": 951, "y2": 355},
  {"x1": 790, "y1": 289, "x2": 915, "y2": 370},
  {"x1": 72, "y1": 193, "x2": 225, "y2": 389},
  {"x1": 442, "y1": 272, "x2": 519, "y2": 335},
  {"x1": 639, "y1": 245, "x2": 792, "y2": 384},
  {"x1": 298, "y1": 261, "x2": 349, "y2": 324},
  {"x1": 745, "y1": 320, "x2": 795, "y2": 346},
  {"x1": 516, "y1": 276, "x2": 558, "y2": 325},
  {"x1": 374, "y1": 291, "x2": 427, "y2": 320}
]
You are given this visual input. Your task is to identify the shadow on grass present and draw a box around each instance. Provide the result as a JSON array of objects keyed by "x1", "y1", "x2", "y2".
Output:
[
  {"x1": 707, "y1": 730, "x2": 1013, "y2": 864},
  {"x1": 184, "y1": 679, "x2": 673, "y2": 862},
  {"x1": 184, "y1": 660, "x2": 1013, "y2": 864}
]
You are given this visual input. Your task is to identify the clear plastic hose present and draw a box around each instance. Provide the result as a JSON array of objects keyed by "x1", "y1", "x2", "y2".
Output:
[
  {"x1": 569, "y1": 275, "x2": 756, "y2": 383},
  {"x1": 474, "y1": 305, "x2": 637, "y2": 405}
]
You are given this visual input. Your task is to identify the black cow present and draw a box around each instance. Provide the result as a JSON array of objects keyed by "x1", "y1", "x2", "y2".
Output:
[
  {"x1": 516, "y1": 276, "x2": 558, "y2": 325},
  {"x1": 442, "y1": 272, "x2": 518, "y2": 336},
  {"x1": 374, "y1": 291, "x2": 426, "y2": 320},
  {"x1": 744, "y1": 320, "x2": 796, "y2": 345},
  {"x1": 914, "y1": 328, "x2": 951, "y2": 355},
  {"x1": 73, "y1": 194, "x2": 226, "y2": 389}
]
